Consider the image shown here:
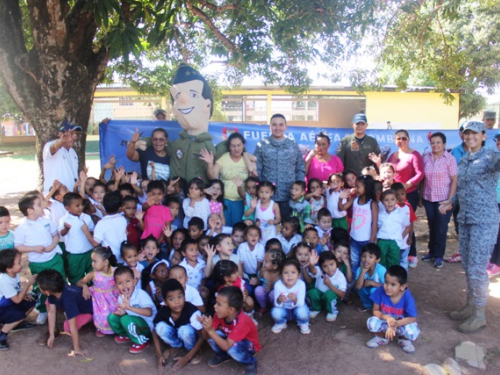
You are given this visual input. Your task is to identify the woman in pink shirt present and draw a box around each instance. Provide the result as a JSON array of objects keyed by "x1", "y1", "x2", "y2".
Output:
[{"x1": 305, "y1": 132, "x2": 344, "y2": 184}]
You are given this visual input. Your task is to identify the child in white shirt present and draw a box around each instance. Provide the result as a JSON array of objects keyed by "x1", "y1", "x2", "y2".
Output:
[
  {"x1": 307, "y1": 251, "x2": 347, "y2": 322},
  {"x1": 277, "y1": 217, "x2": 302, "y2": 255}
]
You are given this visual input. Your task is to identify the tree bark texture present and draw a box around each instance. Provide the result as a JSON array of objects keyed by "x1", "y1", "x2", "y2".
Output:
[{"x1": 0, "y1": 0, "x2": 109, "y2": 187}]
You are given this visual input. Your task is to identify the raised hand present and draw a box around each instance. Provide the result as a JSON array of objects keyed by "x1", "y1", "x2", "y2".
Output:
[
  {"x1": 136, "y1": 210, "x2": 144, "y2": 221},
  {"x1": 103, "y1": 154, "x2": 117, "y2": 169},
  {"x1": 339, "y1": 189, "x2": 351, "y2": 199},
  {"x1": 250, "y1": 197, "x2": 258, "y2": 209},
  {"x1": 199, "y1": 148, "x2": 214, "y2": 165},
  {"x1": 131, "y1": 128, "x2": 141, "y2": 143},
  {"x1": 368, "y1": 152, "x2": 382, "y2": 165},
  {"x1": 205, "y1": 244, "x2": 216, "y2": 258},
  {"x1": 233, "y1": 177, "x2": 243, "y2": 188},
  {"x1": 309, "y1": 250, "x2": 319, "y2": 267},
  {"x1": 163, "y1": 225, "x2": 172, "y2": 238}
]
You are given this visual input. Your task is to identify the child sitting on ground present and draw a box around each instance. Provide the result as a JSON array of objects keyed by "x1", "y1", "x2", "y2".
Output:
[
  {"x1": 307, "y1": 251, "x2": 347, "y2": 322},
  {"x1": 366, "y1": 265, "x2": 419, "y2": 353},
  {"x1": 255, "y1": 248, "x2": 285, "y2": 315},
  {"x1": 0, "y1": 207, "x2": 14, "y2": 251},
  {"x1": 355, "y1": 243, "x2": 387, "y2": 311},
  {"x1": 237, "y1": 225, "x2": 265, "y2": 293},
  {"x1": 144, "y1": 260, "x2": 170, "y2": 309},
  {"x1": 199, "y1": 286, "x2": 260, "y2": 374},
  {"x1": 37, "y1": 269, "x2": 93, "y2": 356},
  {"x1": 169, "y1": 265, "x2": 205, "y2": 313},
  {"x1": 153, "y1": 279, "x2": 204, "y2": 370},
  {"x1": 277, "y1": 217, "x2": 302, "y2": 255},
  {"x1": 108, "y1": 266, "x2": 157, "y2": 354},
  {"x1": 333, "y1": 241, "x2": 353, "y2": 284},
  {"x1": 0, "y1": 249, "x2": 37, "y2": 350},
  {"x1": 271, "y1": 258, "x2": 310, "y2": 335}
]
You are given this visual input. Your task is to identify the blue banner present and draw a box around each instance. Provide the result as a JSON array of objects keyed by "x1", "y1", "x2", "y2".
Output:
[{"x1": 99, "y1": 120, "x2": 499, "y2": 176}]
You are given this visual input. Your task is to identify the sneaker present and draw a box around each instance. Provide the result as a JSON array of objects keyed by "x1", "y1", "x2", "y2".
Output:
[
  {"x1": 309, "y1": 310, "x2": 321, "y2": 319},
  {"x1": 114, "y1": 335, "x2": 132, "y2": 344},
  {"x1": 0, "y1": 339, "x2": 9, "y2": 351},
  {"x1": 445, "y1": 252, "x2": 462, "y2": 263},
  {"x1": 95, "y1": 330, "x2": 106, "y2": 338},
  {"x1": 366, "y1": 336, "x2": 390, "y2": 348},
  {"x1": 271, "y1": 322, "x2": 287, "y2": 333},
  {"x1": 398, "y1": 338, "x2": 415, "y2": 353},
  {"x1": 245, "y1": 361, "x2": 258, "y2": 375},
  {"x1": 11, "y1": 321, "x2": 37, "y2": 332},
  {"x1": 208, "y1": 354, "x2": 232, "y2": 368},
  {"x1": 408, "y1": 256, "x2": 418, "y2": 268},
  {"x1": 190, "y1": 351, "x2": 203, "y2": 365},
  {"x1": 36, "y1": 312, "x2": 48, "y2": 325},
  {"x1": 326, "y1": 313, "x2": 338, "y2": 322},
  {"x1": 129, "y1": 341, "x2": 150, "y2": 354},
  {"x1": 299, "y1": 323, "x2": 310, "y2": 334},
  {"x1": 421, "y1": 253, "x2": 434, "y2": 262},
  {"x1": 487, "y1": 263, "x2": 500, "y2": 277},
  {"x1": 433, "y1": 258, "x2": 444, "y2": 268}
]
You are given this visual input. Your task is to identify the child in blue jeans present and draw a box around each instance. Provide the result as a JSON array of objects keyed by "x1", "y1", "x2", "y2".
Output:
[
  {"x1": 199, "y1": 286, "x2": 260, "y2": 375},
  {"x1": 153, "y1": 279, "x2": 203, "y2": 370},
  {"x1": 355, "y1": 243, "x2": 386, "y2": 311},
  {"x1": 366, "y1": 265, "x2": 420, "y2": 353}
]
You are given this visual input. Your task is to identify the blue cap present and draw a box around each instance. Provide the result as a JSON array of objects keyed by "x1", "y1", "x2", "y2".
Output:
[
  {"x1": 58, "y1": 121, "x2": 82, "y2": 132},
  {"x1": 352, "y1": 113, "x2": 368, "y2": 124}
]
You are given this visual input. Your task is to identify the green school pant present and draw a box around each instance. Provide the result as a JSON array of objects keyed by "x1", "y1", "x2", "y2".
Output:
[
  {"x1": 108, "y1": 313, "x2": 152, "y2": 345},
  {"x1": 30, "y1": 254, "x2": 66, "y2": 313},
  {"x1": 331, "y1": 216, "x2": 348, "y2": 231},
  {"x1": 377, "y1": 239, "x2": 400, "y2": 270},
  {"x1": 67, "y1": 250, "x2": 93, "y2": 286},
  {"x1": 306, "y1": 288, "x2": 338, "y2": 314}
]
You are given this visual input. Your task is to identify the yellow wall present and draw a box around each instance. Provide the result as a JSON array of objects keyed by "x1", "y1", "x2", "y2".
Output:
[{"x1": 365, "y1": 91, "x2": 459, "y2": 129}]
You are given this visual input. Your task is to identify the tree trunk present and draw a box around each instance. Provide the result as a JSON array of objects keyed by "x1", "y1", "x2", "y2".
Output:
[{"x1": 0, "y1": 0, "x2": 109, "y2": 189}]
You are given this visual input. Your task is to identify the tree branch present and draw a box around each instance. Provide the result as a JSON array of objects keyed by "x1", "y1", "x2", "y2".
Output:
[
  {"x1": 197, "y1": 0, "x2": 237, "y2": 12},
  {"x1": 186, "y1": 0, "x2": 237, "y2": 55}
]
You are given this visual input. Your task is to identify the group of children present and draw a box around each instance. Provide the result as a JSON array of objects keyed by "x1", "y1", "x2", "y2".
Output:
[{"x1": 0, "y1": 162, "x2": 420, "y2": 374}]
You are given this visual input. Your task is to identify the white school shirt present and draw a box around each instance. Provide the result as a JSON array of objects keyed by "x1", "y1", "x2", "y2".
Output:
[
  {"x1": 58, "y1": 212, "x2": 94, "y2": 254},
  {"x1": 48, "y1": 200, "x2": 67, "y2": 232},
  {"x1": 14, "y1": 217, "x2": 62, "y2": 263},
  {"x1": 42, "y1": 141, "x2": 79, "y2": 195},
  {"x1": 315, "y1": 226, "x2": 332, "y2": 240},
  {"x1": 237, "y1": 242, "x2": 265, "y2": 275},
  {"x1": 119, "y1": 286, "x2": 157, "y2": 330},
  {"x1": 377, "y1": 206, "x2": 410, "y2": 249},
  {"x1": 185, "y1": 284, "x2": 203, "y2": 307},
  {"x1": 326, "y1": 189, "x2": 347, "y2": 219},
  {"x1": 0, "y1": 273, "x2": 21, "y2": 307},
  {"x1": 212, "y1": 253, "x2": 241, "y2": 266},
  {"x1": 179, "y1": 259, "x2": 206, "y2": 290},
  {"x1": 273, "y1": 279, "x2": 306, "y2": 309},
  {"x1": 93, "y1": 213, "x2": 127, "y2": 263},
  {"x1": 310, "y1": 266, "x2": 347, "y2": 294},
  {"x1": 277, "y1": 234, "x2": 302, "y2": 255},
  {"x1": 209, "y1": 227, "x2": 233, "y2": 237}
]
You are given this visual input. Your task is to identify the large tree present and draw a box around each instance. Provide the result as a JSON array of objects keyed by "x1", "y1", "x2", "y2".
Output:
[{"x1": 0, "y1": 0, "x2": 382, "y2": 185}]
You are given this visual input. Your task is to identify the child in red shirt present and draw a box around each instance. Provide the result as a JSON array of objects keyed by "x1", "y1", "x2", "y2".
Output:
[{"x1": 199, "y1": 286, "x2": 260, "y2": 375}]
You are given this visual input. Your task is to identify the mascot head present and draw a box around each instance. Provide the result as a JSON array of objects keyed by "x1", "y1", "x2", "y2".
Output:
[{"x1": 170, "y1": 64, "x2": 213, "y2": 136}]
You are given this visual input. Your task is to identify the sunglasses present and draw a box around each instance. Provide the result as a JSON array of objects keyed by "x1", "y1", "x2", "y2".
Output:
[{"x1": 396, "y1": 137, "x2": 408, "y2": 141}]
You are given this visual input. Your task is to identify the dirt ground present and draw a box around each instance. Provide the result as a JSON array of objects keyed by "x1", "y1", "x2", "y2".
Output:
[{"x1": 1, "y1": 156, "x2": 500, "y2": 375}]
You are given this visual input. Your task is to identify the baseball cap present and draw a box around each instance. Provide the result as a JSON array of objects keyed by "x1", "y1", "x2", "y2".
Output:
[
  {"x1": 58, "y1": 121, "x2": 82, "y2": 132},
  {"x1": 462, "y1": 121, "x2": 485, "y2": 133},
  {"x1": 154, "y1": 109, "x2": 167, "y2": 117},
  {"x1": 352, "y1": 113, "x2": 368, "y2": 124},
  {"x1": 483, "y1": 111, "x2": 496, "y2": 120}
]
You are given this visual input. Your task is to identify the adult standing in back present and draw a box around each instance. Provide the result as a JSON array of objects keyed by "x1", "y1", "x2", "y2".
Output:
[
  {"x1": 254, "y1": 114, "x2": 305, "y2": 221},
  {"x1": 336, "y1": 113, "x2": 381, "y2": 175},
  {"x1": 42, "y1": 121, "x2": 81, "y2": 195}
]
